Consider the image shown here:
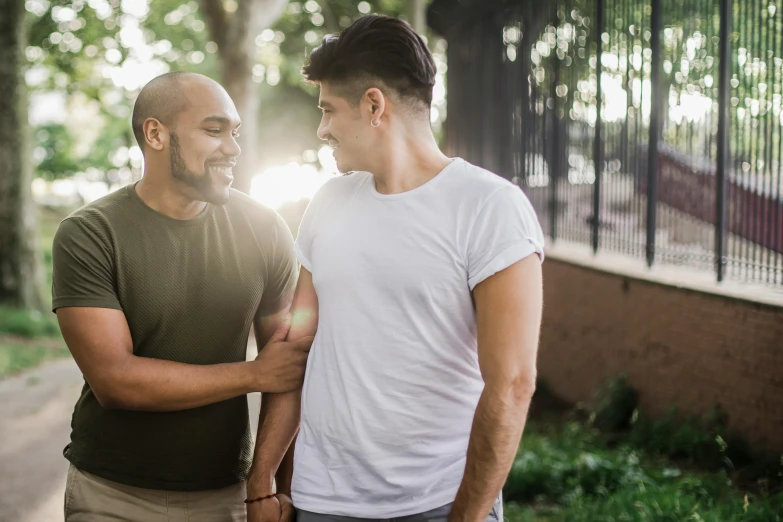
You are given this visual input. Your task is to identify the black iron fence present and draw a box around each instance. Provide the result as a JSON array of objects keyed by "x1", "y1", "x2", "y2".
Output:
[{"x1": 429, "y1": 0, "x2": 783, "y2": 286}]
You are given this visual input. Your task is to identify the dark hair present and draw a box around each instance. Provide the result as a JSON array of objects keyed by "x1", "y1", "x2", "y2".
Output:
[{"x1": 302, "y1": 15, "x2": 436, "y2": 108}]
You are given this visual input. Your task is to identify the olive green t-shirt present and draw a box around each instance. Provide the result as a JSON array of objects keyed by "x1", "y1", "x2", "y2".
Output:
[{"x1": 51, "y1": 183, "x2": 297, "y2": 491}]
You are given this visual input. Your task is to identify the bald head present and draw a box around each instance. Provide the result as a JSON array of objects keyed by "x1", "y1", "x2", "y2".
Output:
[{"x1": 132, "y1": 72, "x2": 225, "y2": 152}]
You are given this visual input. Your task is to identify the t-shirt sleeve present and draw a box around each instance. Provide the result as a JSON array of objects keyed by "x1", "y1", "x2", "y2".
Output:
[
  {"x1": 292, "y1": 183, "x2": 328, "y2": 273},
  {"x1": 51, "y1": 217, "x2": 122, "y2": 312},
  {"x1": 466, "y1": 185, "x2": 545, "y2": 291},
  {"x1": 258, "y1": 213, "x2": 299, "y2": 316}
]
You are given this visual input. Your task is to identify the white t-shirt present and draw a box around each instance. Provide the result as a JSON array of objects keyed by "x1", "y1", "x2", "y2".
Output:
[{"x1": 291, "y1": 158, "x2": 545, "y2": 518}]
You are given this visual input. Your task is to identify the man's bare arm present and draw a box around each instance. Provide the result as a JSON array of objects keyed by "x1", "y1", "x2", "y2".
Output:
[
  {"x1": 56, "y1": 307, "x2": 311, "y2": 412},
  {"x1": 449, "y1": 255, "x2": 543, "y2": 522},
  {"x1": 249, "y1": 267, "x2": 318, "y2": 498}
]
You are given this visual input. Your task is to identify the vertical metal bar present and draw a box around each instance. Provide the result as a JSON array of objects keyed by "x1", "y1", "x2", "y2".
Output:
[
  {"x1": 592, "y1": 0, "x2": 604, "y2": 253},
  {"x1": 764, "y1": 0, "x2": 774, "y2": 282},
  {"x1": 632, "y1": 8, "x2": 643, "y2": 259},
  {"x1": 729, "y1": 1, "x2": 740, "y2": 280},
  {"x1": 750, "y1": 0, "x2": 761, "y2": 280},
  {"x1": 606, "y1": 0, "x2": 617, "y2": 255},
  {"x1": 646, "y1": 0, "x2": 662, "y2": 267},
  {"x1": 776, "y1": 0, "x2": 783, "y2": 283},
  {"x1": 550, "y1": 6, "x2": 560, "y2": 244},
  {"x1": 740, "y1": 0, "x2": 749, "y2": 279},
  {"x1": 716, "y1": 0, "x2": 732, "y2": 282}
]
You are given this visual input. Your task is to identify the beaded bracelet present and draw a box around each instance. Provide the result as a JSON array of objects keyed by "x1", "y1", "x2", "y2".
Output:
[{"x1": 244, "y1": 493, "x2": 277, "y2": 504}]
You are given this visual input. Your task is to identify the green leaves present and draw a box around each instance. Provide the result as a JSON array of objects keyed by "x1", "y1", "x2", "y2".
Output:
[{"x1": 503, "y1": 421, "x2": 783, "y2": 522}]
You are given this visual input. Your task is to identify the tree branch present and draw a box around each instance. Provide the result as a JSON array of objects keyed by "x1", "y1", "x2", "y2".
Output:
[
  {"x1": 316, "y1": 0, "x2": 339, "y2": 34},
  {"x1": 217, "y1": 0, "x2": 288, "y2": 68}
]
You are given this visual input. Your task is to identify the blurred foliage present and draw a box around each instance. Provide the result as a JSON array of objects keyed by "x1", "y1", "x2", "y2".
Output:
[
  {"x1": 503, "y1": 415, "x2": 783, "y2": 521},
  {"x1": 581, "y1": 375, "x2": 783, "y2": 490},
  {"x1": 591, "y1": 373, "x2": 639, "y2": 433},
  {"x1": 0, "y1": 307, "x2": 60, "y2": 338},
  {"x1": 22, "y1": 0, "x2": 412, "y2": 181},
  {"x1": 526, "y1": 0, "x2": 783, "y2": 168}
]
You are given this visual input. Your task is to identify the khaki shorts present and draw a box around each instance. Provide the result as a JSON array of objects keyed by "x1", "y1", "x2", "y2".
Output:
[{"x1": 63, "y1": 464, "x2": 247, "y2": 522}]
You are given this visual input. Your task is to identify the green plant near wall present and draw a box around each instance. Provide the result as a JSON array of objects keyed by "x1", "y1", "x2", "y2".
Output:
[
  {"x1": 585, "y1": 375, "x2": 783, "y2": 490},
  {"x1": 591, "y1": 373, "x2": 639, "y2": 433}
]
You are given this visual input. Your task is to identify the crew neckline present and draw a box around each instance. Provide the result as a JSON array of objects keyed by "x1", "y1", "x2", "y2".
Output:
[
  {"x1": 126, "y1": 182, "x2": 214, "y2": 227},
  {"x1": 368, "y1": 158, "x2": 462, "y2": 201}
]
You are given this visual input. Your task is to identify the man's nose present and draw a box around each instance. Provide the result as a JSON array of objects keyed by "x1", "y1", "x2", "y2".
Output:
[
  {"x1": 317, "y1": 120, "x2": 329, "y2": 141},
  {"x1": 224, "y1": 135, "x2": 241, "y2": 158}
]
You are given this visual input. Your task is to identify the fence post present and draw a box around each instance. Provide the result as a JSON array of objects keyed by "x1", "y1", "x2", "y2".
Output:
[
  {"x1": 550, "y1": 7, "x2": 561, "y2": 243},
  {"x1": 592, "y1": 0, "x2": 604, "y2": 254},
  {"x1": 715, "y1": 0, "x2": 731, "y2": 282},
  {"x1": 646, "y1": 0, "x2": 662, "y2": 268}
]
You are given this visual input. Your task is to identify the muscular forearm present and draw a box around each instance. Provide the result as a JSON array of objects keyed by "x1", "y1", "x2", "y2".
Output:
[
  {"x1": 449, "y1": 382, "x2": 535, "y2": 522},
  {"x1": 276, "y1": 431, "x2": 297, "y2": 495},
  {"x1": 248, "y1": 267, "x2": 316, "y2": 498},
  {"x1": 93, "y1": 356, "x2": 258, "y2": 412},
  {"x1": 249, "y1": 390, "x2": 302, "y2": 496}
]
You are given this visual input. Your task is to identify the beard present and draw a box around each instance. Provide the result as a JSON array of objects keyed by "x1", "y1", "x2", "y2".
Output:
[{"x1": 169, "y1": 132, "x2": 231, "y2": 205}]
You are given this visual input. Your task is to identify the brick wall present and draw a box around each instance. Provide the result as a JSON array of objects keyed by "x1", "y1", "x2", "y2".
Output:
[{"x1": 538, "y1": 258, "x2": 783, "y2": 452}]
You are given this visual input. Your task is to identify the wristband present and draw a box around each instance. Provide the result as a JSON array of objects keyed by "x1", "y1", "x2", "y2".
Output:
[{"x1": 244, "y1": 493, "x2": 276, "y2": 504}]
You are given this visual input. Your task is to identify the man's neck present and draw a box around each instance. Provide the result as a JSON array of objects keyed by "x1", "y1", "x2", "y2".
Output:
[
  {"x1": 371, "y1": 129, "x2": 451, "y2": 195},
  {"x1": 135, "y1": 170, "x2": 207, "y2": 221}
]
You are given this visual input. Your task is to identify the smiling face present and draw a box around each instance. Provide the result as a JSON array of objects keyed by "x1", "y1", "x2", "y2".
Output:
[
  {"x1": 316, "y1": 81, "x2": 377, "y2": 174},
  {"x1": 165, "y1": 79, "x2": 242, "y2": 204}
]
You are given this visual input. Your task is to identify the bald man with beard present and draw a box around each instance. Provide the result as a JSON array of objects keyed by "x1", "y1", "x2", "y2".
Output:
[{"x1": 51, "y1": 72, "x2": 312, "y2": 521}]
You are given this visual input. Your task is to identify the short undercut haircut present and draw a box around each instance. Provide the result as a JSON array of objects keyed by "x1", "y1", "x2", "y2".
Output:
[
  {"x1": 302, "y1": 15, "x2": 436, "y2": 111},
  {"x1": 131, "y1": 72, "x2": 192, "y2": 151}
]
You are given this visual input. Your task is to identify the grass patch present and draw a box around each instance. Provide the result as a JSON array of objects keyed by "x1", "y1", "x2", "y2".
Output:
[
  {"x1": 504, "y1": 379, "x2": 783, "y2": 521},
  {"x1": 0, "y1": 337, "x2": 70, "y2": 378},
  {"x1": 504, "y1": 421, "x2": 783, "y2": 521},
  {"x1": 586, "y1": 376, "x2": 782, "y2": 491},
  {"x1": 0, "y1": 307, "x2": 60, "y2": 338},
  {"x1": 0, "y1": 205, "x2": 72, "y2": 378}
]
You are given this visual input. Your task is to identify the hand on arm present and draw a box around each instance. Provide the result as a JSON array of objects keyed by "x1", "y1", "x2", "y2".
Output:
[
  {"x1": 449, "y1": 254, "x2": 543, "y2": 522},
  {"x1": 248, "y1": 267, "x2": 318, "y2": 522},
  {"x1": 56, "y1": 307, "x2": 311, "y2": 412}
]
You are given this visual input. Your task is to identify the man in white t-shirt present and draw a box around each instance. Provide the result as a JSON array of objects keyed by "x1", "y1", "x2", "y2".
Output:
[{"x1": 246, "y1": 14, "x2": 545, "y2": 522}]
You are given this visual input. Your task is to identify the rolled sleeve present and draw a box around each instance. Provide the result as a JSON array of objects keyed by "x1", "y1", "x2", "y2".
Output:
[{"x1": 467, "y1": 185, "x2": 545, "y2": 290}]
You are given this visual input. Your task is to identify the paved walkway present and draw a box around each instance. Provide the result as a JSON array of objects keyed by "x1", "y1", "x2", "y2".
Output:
[{"x1": 0, "y1": 343, "x2": 261, "y2": 522}]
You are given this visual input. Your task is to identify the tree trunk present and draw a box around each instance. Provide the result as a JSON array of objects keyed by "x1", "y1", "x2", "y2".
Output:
[
  {"x1": 406, "y1": 0, "x2": 427, "y2": 35},
  {"x1": 0, "y1": 0, "x2": 46, "y2": 310},
  {"x1": 201, "y1": 0, "x2": 289, "y2": 194},
  {"x1": 221, "y1": 50, "x2": 260, "y2": 194}
]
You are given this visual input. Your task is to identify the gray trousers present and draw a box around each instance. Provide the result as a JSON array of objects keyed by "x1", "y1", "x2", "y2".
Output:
[{"x1": 297, "y1": 495, "x2": 503, "y2": 522}]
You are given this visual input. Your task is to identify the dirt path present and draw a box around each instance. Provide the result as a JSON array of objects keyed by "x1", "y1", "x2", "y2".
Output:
[
  {"x1": 0, "y1": 342, "x2": 262, "y2": 522},
  {"x1": 0, "y1": 358, "x2": 83, "y2": 522}
]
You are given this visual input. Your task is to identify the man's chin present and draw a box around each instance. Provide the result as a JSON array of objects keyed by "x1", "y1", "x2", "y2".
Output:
[
  {"x1": 335, "y1": 157, "x2": 354, "y2": 174},
  {"x1": 196, "y1": 184, "x2": 231, "y2": 205},
  {"x1": 203, "y1": 176, "x2": 232, "y2": 205},
  {"x1": 206, "y1": 189, "x2": 231, "y2": 205}
]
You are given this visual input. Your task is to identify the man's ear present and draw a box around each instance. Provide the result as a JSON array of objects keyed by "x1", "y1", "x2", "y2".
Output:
[
  {"x1": 364, "y1": 88, "x2": 387, "y2": 127},
  {"x1": 143, "y1": 118, "x2": 168, "y2": 152}
]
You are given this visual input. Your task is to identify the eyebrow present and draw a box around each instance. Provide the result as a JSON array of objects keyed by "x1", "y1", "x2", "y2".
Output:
[{"x1": 202, "y1": 116, "x2": 242, "y2": 127}]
